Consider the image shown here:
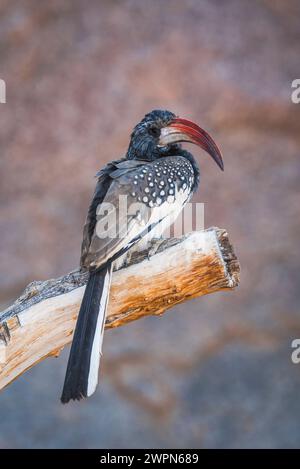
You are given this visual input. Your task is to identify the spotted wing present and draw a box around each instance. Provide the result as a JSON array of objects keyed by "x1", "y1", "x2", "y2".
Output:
[{"x1": 81, "y1": 156, "x2": 195, "y2": 271}]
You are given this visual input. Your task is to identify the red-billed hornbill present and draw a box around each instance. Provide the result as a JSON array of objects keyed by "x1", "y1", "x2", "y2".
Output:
[{"x1": 61, "y1": 109, "x2": 223, "y2": 403}]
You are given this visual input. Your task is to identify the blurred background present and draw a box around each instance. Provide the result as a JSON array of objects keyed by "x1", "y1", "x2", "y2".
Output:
[{"x1": 0, "y1": 0, "x2": 300, "y2": 449}]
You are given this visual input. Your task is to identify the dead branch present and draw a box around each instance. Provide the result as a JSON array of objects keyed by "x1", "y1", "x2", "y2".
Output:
[{"x1": 0, "y1": 227, "x2": 240, "y2": 390}]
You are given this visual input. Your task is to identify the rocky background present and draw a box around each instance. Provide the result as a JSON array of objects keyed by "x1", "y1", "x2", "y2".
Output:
[{"x1": 0, "y1": 0, "x2": 300, "y2": 448}]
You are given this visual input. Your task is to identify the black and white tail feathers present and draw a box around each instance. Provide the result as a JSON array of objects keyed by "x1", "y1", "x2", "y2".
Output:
[{"x1": 61, "y1": 263, "x2": 112, "y2": 403}]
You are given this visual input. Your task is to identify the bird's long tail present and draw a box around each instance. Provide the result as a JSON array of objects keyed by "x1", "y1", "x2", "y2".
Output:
[{"x1": 61, "y1": 263, "x2": 112, "y2": 403}]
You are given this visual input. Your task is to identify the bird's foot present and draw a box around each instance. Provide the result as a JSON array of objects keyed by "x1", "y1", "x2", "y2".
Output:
[{"x1": 147, "y1": 238, "x2": 165, "y2": 260}]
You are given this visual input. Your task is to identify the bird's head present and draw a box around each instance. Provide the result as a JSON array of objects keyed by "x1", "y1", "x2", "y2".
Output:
[{"x1": 126, "y1": 109, "x2": 224, "y2": 170}]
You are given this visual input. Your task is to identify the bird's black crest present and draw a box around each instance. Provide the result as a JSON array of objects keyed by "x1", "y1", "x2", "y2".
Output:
[{"x1": 137, "y1": 109, "x2": 176, "y2": 128}]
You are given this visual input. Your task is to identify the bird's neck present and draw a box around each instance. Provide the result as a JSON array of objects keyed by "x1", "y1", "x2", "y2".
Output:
[{"x1": 126, "y1": 140, "x2": 159, "y2": 161}]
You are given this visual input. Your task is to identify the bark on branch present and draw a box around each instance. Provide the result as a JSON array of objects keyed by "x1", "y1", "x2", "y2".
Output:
[{"x1": 0, "y1": 227, "x2": 240, "y2": 391}]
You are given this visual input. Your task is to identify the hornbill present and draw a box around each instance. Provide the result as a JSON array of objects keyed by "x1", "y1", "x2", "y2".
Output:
[{"x1": 61, "y1": 109, "x2": 223, "y2": 403}]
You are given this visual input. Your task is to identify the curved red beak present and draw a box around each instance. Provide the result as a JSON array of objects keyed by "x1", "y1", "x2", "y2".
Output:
[{"x1": 159, "y1": 117, "x2": 224, "y2": 171}]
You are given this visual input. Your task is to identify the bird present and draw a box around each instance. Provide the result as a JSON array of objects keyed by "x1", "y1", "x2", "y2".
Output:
[{"x1": 61, "y1": 109, "x2": 223, "y2": 403}]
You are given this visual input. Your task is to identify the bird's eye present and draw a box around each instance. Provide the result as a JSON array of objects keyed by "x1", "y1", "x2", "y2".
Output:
[{"x1": 149, "y1": 126, "x2": 160, "y2": 138}]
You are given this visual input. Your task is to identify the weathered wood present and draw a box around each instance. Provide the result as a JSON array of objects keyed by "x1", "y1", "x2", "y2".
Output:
[{"x1": 0, "y1": 227, "x2": 240, "y2": 390}]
